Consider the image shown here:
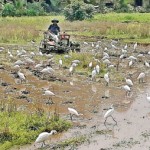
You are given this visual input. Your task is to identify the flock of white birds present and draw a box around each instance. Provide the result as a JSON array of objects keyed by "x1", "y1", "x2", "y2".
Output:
[{"x1": 0, "y1": 40, "x2": 150, "y2": 147}]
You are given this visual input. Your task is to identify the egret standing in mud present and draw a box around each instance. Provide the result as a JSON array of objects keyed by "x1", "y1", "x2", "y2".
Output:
[
  {"x1": 40, "y1": 66, "x2": 55, "y2": 79},
  {"x1": 95, "y1": 64, "x2": 100, "y2": 74},
  {"x1": 146, "y1": 93, "x2": 150, "y2": 102},
  {"x1": 59, "y1": 58, "x2": 63, "y2": 68},
  {"x1": 17, "y1": 70, "x2": 26, "y2": 83},
  {"x1": 125, "y1": 78, "x2": 133, "y2": 87},
  {"x1": 89, "y1": 61, "x2": 93, "y2": 69},
  {"x1": 104, "y1": 72, "x2": 109, "y2": 86},
  {"x1": 128, "y1": 60, "x2": 133, "y2": 68},
  {"x1": 133, "y1": 42, "x2": 137, "y2": 52},
  {"x1": 68, "y1": 107, "x2": 83, "y2": 120},
  {"x1": 122, "y1": 85, "x2": 131, "y2": 97},
  {"x1": 35, "y1": 130, "x2": 57, "y2": 147},
  {"x1": 144, "y1": 61, "x2": 150, "y2": 68},
  {"x1": 43, "y1": 89, "x2": 55, "y2": 104},
  {"x1": 137, "y1": 72, "x2": 145, "y2": 83},
  {"x1": 69, "y1": 63, "x2": 77, "y2": 76},
  {"x1": 104, "y1": 104, "x2": 117, "y2": 125},
  {"x1": 91, "y1": 67, "x2": 97, "y2": 81}
]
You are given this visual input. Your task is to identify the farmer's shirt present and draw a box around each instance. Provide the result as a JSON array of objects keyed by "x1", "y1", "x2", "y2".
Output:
[{"x1": 48, "y1": 24, "x2": 60, "y2": 35}]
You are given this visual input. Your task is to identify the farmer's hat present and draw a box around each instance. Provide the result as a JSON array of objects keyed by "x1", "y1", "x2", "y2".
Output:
[{"x1": 51, "y1": 19, "x2": 59, "y2": 23}]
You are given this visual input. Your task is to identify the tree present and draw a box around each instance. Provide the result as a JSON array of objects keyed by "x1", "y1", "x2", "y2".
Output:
[{"x1": 64, "y1": 0, "x2": 95, "y2": 21}]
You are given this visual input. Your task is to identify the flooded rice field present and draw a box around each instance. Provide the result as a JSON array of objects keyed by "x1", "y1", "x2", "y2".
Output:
[{"x1": 0, "y1": 40, "x2": 150, "y2": 150}]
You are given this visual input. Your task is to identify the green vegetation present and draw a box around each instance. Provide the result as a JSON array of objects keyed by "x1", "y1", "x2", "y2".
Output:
[
  {"x1": 93, "y1": 13, "x2": 150, "y2": 23},
  {"x1": 57, "y1": 135, "x2": 87, "y2": 148},
  {"x1": 64, "y1": 0, "x2": 95, "y2": 21},
  {"x1": 0, "y1": 0, "x2": 63, "y2": 17},
  {"x1": 0, "y1": 16, "x2": 64, "y2": 44},
  {"x1": 0, "y1": 98, "x2": 71, "y2": 150},
  {"x1": 0, "y1": 13, "x2": 150, "y2": 44},
  {"x1": 55, "y1": 51, "x2": 107, "y2": 77}
]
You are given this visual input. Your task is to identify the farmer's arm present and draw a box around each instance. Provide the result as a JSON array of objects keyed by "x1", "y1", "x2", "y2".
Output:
[{"x1": 48, "y1": 25, "x2": 52, "y2": 31}]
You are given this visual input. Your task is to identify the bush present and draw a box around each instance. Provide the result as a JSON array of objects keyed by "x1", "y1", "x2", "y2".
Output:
[
  {"x1": 2, "y1": 0, "x2": 46, "y2": 17},
  {"x1": 64, "y1": 0, "x2": 95, "y2": 21},
  {"x1": 26, "y1": 2, "x2": 46, "y2": 16},
  {"x1": 2, "y1": 3, "x2": 16, "y2": 17}
]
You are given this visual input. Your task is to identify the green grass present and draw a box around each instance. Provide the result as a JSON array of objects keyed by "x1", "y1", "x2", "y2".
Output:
[
  {"x1": 0, "y1": 108, "x2": 71, "y2": 150},
  {"x1": 0, "y1": 13, "x2": 150, "y2": 44},
  {"x1": 0, "y1": 16, "x2": 64, "y2": 44},
  {"x1": 92, "y1": 13, "x2": 150, "y2": 23}
]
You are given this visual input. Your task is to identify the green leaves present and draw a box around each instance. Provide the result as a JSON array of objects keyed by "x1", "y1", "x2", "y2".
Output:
[{"x1": 64, "y1": 1, "x2": 95, "y2": 21}]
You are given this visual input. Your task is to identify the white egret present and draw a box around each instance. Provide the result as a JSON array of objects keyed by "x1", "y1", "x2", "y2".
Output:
[
  {"x1": 91, "y1": 42, "x2": 94, "y2": 47},
  {"x1": 68, "y1": 107, "x2": 83, "y2": 120},
  {"x1": 127, "y1": 56, "x2": 137, "y2": 61},
  {"x1": 108, "y1": 64, "x2": 114, "y2": 69},
  {"x1": 120, "y1": 54, "x2": 125, "y2": 60},
  {"x1": 103, "y1": 59, "x2": 111, "y2": 66},
  {"x1": 144, "y1": 61, "x2": 150, "y2": 68},
  {"x1": 24, "y1": 57, "x2": 35, "y2": 66},
  {"x1": 137, "y1": 72, "x2": 145, "y2": 83},
  {"x1": 146, "y1": 93, "x2": 150, "y2": 102},
  {"x1": 83, "y1": 42, "x2": 88, "y2": 45},
  {"x1": 137, "y1": 54, "x2": 144, "y2": 58},
  {"x1": 103, "y1": 52, "x2": 109, "y2": 57},
  {"x1": 91, "y1": 67, "x2": 97, "y2": 81},
  {"x1": 35, "y1": 63, "x2": 43, "y2": 70},
  {"x1": 38, "y1": 51, "x2": 43, "y2": 56},
  {"x1": 46, "y1": 54, "x2": 53, "y2": 59},
  {"x1": 7, "y1": 49, "x2": 11, "y2": 55},
  {"x1": 17, "y1": 70, "x2": 26, "y2": 83},
  {"x1": 111, "y1": 42, "x2": 118, "y2": 49},
  {"x1": 89, "y1": 61, "x2": 93, "y2": 68},
  {"x1": 104, "y1": 104, "x2": 117, "y2": 125},
  {"x1": 95, "y1": 64, "x2": 100, "y2": 74},
  {"x1": 104, "y1": 47, "x2": 108, "y2": 51},
  {"x1": 43, "y1": 89, "x2": 55, "y2": 103},
  {"x1": 104, "y1": 72, "x2": 109, "y2": 86},
  {"x1": 124, "y1": 44, "x2": 128, "y2": 50},
  {"x1": 35, "y1": 130, "x2": 57, "y2": 147},
  {"x1": 9, "y1": 51, "x2": 13, "y2": 57},
  {"x1": 64, "y1": 55, "x2": 71, "y2": 59},
  {"x1": 59, "y1": 58, "x2": 63, "y2": 68},
  {"x1": 72, "y1": 60, "x2": 80, "y2": 64},
  {"x1": 125, "y1": 78, "x2": 133, "y2": 87},
  {"x1": 129, "y1": 60, "x2": 133, "y2": 68},
  {"x1": 133, "y1": 42, "x2": 137, "y2": 51},
  {"x1": 122, "y1": 49, "x2": 127, "y2": 54},
  {"x1": 95, "y1": 41, "x2": 101, "y2": 49},
  {"x1": 41, "y1": 67, "x2": 54, "y2": 75},
  {"x1": 0, "y1": 47, "x2": 5, "y2": 52},
  {"x1": 69, "y1": 64, "x2": 76, "y2": 76},
  {"x1": 122, "y1": 85, "x2": 131, "y2": 96},
  {"x1": 14, "y1": 60, "x2": 24, "y2": 66},
  {"x1": 43, "y1": 89, "x2": 55, "y2": 97},
  {"x1": 102, "y1": 55, "x2": 110, "y2": 60},
  {"x1": 13, "y1": 65, "x2": 20, "y2": 72}
]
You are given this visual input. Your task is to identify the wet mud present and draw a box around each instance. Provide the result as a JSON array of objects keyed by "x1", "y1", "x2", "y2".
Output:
[{"x1": 0, "y1": 41, "x2": 150, "y2": 150}]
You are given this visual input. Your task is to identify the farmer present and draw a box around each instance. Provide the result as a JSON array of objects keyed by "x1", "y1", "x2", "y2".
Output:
[
  {"x1": 47, "y1": 19, "x2": 60, "y2": 43},
  {"x1": 48, "y1": 19, "x2": 60, "y2": 35}
]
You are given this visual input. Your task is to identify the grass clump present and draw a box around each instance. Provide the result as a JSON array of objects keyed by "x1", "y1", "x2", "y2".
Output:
[
  {"x1": 0, "y1": 110, "x2": 72, "y2": 150},
  {"x1": 53, "y1": 135, "x2": 87, "y2": 149}
]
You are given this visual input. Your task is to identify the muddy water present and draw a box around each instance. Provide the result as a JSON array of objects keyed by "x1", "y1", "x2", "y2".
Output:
[
  {"x1": 10, "y1": 74, "x2": 150, "y2": 150},
  {"x1": 77, "y1": 80, "x2": 150, "y2": 150},
  {"x1": 0, "y1": 43, "x2": 150, "y2": 150}
]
